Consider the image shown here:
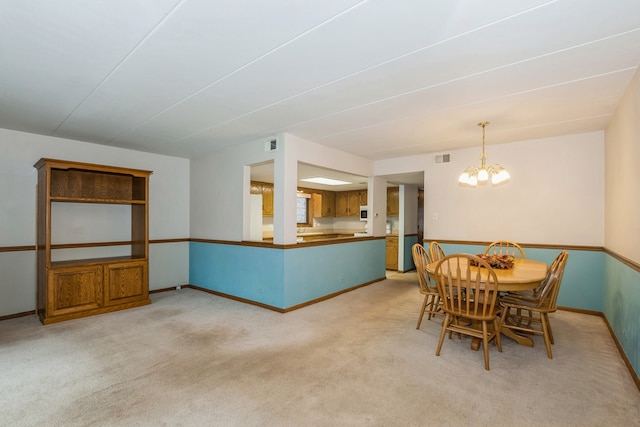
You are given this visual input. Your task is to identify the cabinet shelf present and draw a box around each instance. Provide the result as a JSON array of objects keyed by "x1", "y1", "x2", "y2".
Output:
[
  {"x1": 51, "y1": 255, "x2": 146, "y2": 268},
  {"x1": 51, "y1": 196, "x2": 146, "y2": 204}
]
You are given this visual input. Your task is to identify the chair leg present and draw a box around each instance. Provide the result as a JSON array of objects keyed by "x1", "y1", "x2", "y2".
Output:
[
  {"x1": 544, "y1": 313, "x2": 555, "y2": 344},
  {"x1": 540, "y1": 312, "x2": 553, "y2": 359},
  {"x1": 427, "y1": 294, "x2": 439, "y2": 320},
  {"x1": 435, "y1": 313, "x2": 451, "y2": 356},
  {"x1": 481, "y1": 320, "x2": 490, "y2": 370},
  {"x1": 434, "y1": 295, "x2": 441, "y2": 315},
  {"x1": 493, "y1": 317, "x2": 502, "y2": 352},
  {"x1": 416, "y1": 294, "x2": 430, "y2": 329}
]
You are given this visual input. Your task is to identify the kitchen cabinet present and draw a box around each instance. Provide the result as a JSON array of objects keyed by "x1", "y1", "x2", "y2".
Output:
[
  {"x1": 312, "y1": 190, "x2": 336, "y2": 217},
  {"x1": 387, "y1": 187, "x2": 400, "y2": 216},
  {"x1": 336, "y1": 190, "x2": 367, "y2": 217},
  {"x1": 386, "y1": 236, "x2": 398, "y2": 270},
  {"x1": 250, "y1": 181, "x2": 274, "y2": 216},
  {"x1": 34, "y1": 158, "x2": 151, "y2": 324}
]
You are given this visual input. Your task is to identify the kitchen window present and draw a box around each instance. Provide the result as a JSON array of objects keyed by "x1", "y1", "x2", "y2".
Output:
[{"x1": 296, "y1": 193, "x2": 312, "y2": 225}]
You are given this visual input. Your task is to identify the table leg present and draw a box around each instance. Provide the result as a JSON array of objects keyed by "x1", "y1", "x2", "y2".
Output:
[
  {"x1": 468, "y1": 319, "x2": 535, "y2": 350},
  {"x1": 500, "y1": 327, "x2": 534, "y2": 347}
]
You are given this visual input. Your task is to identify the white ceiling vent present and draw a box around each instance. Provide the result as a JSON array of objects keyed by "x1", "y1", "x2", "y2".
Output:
[
  {"x1": 435, "y1": 154, "x2": 450, "y2": 163},
  {"x1": 265, "y1": 139, "x2": 278, "y2": 152}
]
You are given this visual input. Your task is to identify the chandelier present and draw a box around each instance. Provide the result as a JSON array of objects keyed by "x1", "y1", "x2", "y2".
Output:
[{"x1": 458, "y1": 121, "x2": 510, "y2": 186}]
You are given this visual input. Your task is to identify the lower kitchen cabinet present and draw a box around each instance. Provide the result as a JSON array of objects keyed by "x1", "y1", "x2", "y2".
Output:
[{"x1": 386, "y1": 236, "x2": 398, "y2": 270}]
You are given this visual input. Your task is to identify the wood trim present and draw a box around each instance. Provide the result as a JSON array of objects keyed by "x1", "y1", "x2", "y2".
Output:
[
  {"x1": 34, "y1": 157, "x2": 152, "y2": 176},
  {"x1": 51, "y1": 241, "x2": 133, "y2": 249},
  {"x1": 150, "y1": 238, "x2": 190, "y2": 244},
  {"x1": 281, "y1": 277, "x2": 386, "y2": 312},
  {"x1": 557, "y1": 306, "x2": 639, "y2": 391},
  {"x1": 149, "y1": 286, "x2": 180, "y2": 294},
  {"x1": 0, "y1": 310, "x2": 36, "y2": 321},
  {"x1": 183, "y1": 285, "x2": 285, "y2": 312},
  {"x1": 183, "y1": 276, "x2": 386, "y2": 313},
  {"x1": 192, "y1": 236, "x2": 385, "y2": 249},
  {"x1": 600, "y1": 312, "x2": 640, "y2": 391},
  {"x1": 0, "y1": 239, "x2": 189, "y2": 253},
  {"x1": 557, "y1": 306, "x2": 603, "y2": 317},
  {"x1": 0, "y1": 245, "x2": 35, "y2": 253},
  {"x1": 604, "y1": 247, "x2": 640, "y2": 272},
  {"x1": 424, "y1": 239, "x2": 603, "y2": 252}
]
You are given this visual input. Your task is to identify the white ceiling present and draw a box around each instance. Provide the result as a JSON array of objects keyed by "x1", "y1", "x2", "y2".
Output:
[{"x1": 2, "y1": 1, "x2": 640, "y2": 178}]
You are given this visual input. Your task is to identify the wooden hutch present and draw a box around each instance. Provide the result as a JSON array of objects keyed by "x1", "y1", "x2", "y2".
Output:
[{"x1": 34, "y1": 158, "x2": 152, "y2": 324}]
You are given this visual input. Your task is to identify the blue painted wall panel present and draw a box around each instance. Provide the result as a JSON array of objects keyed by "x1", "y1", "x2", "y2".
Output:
[
  {"x1": 402, "y1": 235, "x2": 418, "y2": 272},
  {"x1": 189, "y1": 239, "x2": 386, "y2": 309},
  {"x1": 437, "y1": 243, "x2": 605, "y2": 311},
  {"x1": 283, "y1": 239, "x2": 386, "y2": 307},
  {"x1": 604, "y1": 255, "x2": 640, "y2": 376},
  {"x1": 189, "y1": 242, "x2": 285, "y2": 307}
]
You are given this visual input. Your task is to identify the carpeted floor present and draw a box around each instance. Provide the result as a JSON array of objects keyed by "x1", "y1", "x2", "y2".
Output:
[{"x1": 1, "y1": 272, "x2": 639, "y2": 426}]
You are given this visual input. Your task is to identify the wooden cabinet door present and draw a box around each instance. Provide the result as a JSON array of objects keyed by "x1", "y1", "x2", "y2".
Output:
[
  {"x1": 347, "y1": 192, "x2": 360, "y2": 217},
  {"x1": 320, "y1": 191, "x2": 335, "y2": 217},
  {"x1": 385, "y1": 236, "x2": 398, "y2": 270},
  {"x1": 358, "y1": 190, "x2": 368, "y2": 206},
  {"x1": 104, "y1": 260, "x2": 148, "y2": 306},
  {"x1": 47, "y1": 265, "x2": 103, "y2": 317},
  {"x1": 261, "y1": 184, "x2": 274, "y2": 216},
  {"x1": 387, "y1": 187, "x2": 399, "y2": 216},
  {"x1": 250, "y1": 183, "x2": 262, "y2": 195},
  {"x1": 335, "y1": 191, "x2": 349, "y2": 216}
]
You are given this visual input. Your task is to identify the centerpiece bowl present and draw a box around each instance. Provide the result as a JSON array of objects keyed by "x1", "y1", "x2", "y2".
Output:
[{"x1": 470, "y1": 254, "x2": 515, "y2": 270}]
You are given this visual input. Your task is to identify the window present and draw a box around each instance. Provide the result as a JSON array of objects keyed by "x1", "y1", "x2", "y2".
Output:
[{"x1": 296, "y1": 196, "x2": 309, "y2": 224}]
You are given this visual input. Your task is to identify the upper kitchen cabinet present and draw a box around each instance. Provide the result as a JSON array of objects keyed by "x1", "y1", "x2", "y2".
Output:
[
  {"x1": 312, "y1": 190, "x2": 336, "y2": 217},
  {"x1": 250, "y1": 181, "x2": 274, "y2": 216},
  {"x1": 387, "y1": 187, "x2": 399, "y2": 216},
  {"x1": 336, "y1": 190, "x2": 367, "y2": 217}
]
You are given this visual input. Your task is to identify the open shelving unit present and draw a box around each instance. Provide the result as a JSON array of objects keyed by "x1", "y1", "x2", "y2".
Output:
[{"x1": 34, "y1": 158, "x2": 152, "y2": 324}]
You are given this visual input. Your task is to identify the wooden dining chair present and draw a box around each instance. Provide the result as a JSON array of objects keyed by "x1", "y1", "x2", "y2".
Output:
[
  {"x1": 434, "y1": 253, "x2": 502, "y2": 370},
  {"x1": 498, "y1": 251, "x2": 569, "y2": 359},
  {"x1": 484, "y1": 240, "x2": 526, "y2": 259},
  {"x1": 429, "y1": 241, "x2": 446, "y2": 262},
  {"x1": 411, "y1": 243, "x2": 441, "y2": 329}
]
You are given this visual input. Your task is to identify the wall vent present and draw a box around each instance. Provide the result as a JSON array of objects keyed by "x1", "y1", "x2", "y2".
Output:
[
  {"x1": 435, "y1": 154, "x2": 450, "y2": 163},
  {"x1": 265, "y1": 139, "x2": 278, "y2": 152}
]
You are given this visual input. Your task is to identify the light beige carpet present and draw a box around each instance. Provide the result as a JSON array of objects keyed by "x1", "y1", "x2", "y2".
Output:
[{"x1": 1, "y1": 272, "x2": 639, "y2": 426}]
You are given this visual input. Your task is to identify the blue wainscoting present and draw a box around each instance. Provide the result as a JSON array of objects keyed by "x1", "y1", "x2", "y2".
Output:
[
  {"x1": 436, "y1": 243, "x2": 605, "y2": 312},
  {"x1": 604, "y1": 254, "x2": 640, "y2": 377},
  {"x1": 189, "y1": 239, "x2": 386, "y2": 310},
  {"x1": 402, "y1": 235, "x2": 418, "y2": 272}
]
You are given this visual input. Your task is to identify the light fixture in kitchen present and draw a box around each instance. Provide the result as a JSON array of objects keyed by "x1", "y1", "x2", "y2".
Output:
[
  {"x1": 301, "y1": 177, "x2": 351, "y2": 186},
  {"x1": 458, "y1": 121, "x2": 510, "y2": 187}
]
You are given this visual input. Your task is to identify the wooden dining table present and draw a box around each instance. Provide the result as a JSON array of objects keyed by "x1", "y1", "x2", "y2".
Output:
[{"x1": 426, "y1": 257, "x2": 548, "y2": 349}]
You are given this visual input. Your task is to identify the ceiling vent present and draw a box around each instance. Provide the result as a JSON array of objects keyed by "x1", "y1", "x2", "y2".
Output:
[
  {"x1": 265, "y1": 138, "x2": 278, "y2": 152},
  {"x1": 435, "y1": 154, "x2": 450, "y2": 163}
]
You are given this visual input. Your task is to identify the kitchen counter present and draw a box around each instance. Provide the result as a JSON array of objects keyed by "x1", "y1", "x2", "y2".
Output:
[{"x1": 262, "y1": 232, "x2": 365, "y2": 243}]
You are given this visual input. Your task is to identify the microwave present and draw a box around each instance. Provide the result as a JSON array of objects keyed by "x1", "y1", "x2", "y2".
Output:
[{"x1": 359, "y1": 206, "x2": 368, "y2": 221}]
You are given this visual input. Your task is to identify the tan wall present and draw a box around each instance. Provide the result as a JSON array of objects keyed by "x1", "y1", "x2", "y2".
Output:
[{"x1": 605, "y1": 68, "x2": 640, "y2": 262}]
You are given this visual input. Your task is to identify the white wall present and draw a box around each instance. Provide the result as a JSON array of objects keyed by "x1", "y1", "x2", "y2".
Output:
[
  {"x1": 190, "y1": 135, "x2": 276, "y2": 241},
  {"x1": 376, "y1": 131, "x2": 605, "y2": 246},
  {"x1": 0, "y1": 128, "x2": 190, "y2": 316},
  {"x1": 190, "y1": 132, "x2": 375, "y2": 243},
  {"x1": 605, "y1": 68, "x2": 640, "y2": 262}
]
